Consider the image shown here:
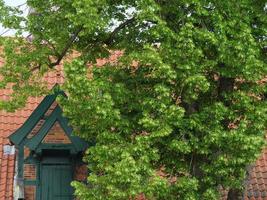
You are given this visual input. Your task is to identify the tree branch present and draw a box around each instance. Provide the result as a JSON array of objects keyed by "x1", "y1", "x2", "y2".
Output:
[
  {"x1": 30, "y1": 64, "x2": 41, "y2": 72},
  {"x1": 30, "y1": 26, "x2": 83, "y2": 72},
  {"x1": 48, "y1": 26, "x2": 83, "y2": 68},
  {"x1": 104, "y1": 17, "x2": 135, "y2": 45},
  {"x1": 82, "y1": 17, "x2": 136, "y2": 54}
]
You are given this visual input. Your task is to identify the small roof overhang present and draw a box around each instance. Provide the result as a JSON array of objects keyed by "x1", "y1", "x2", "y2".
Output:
[{"x1": 9, "y1": 89, "x2": 88, "y2": 153}]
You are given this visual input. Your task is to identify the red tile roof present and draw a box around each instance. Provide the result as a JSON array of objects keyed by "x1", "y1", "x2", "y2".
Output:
[{"x1": 244, "y1": 148, "x2": 267, "y2": 200}]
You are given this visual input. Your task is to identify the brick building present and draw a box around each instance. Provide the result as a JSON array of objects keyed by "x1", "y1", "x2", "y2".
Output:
[{"x1": 0, "y1": 53, "x2": 266, "y2": 199}]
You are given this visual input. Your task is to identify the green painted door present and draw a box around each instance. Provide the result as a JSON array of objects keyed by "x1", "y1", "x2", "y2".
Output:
[{"x1": 41, "y1": 164, "x2": 73, "y2": 200}]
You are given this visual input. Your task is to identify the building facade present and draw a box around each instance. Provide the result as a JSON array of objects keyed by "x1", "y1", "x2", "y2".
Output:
[{"x1": 0, "y1": 57, "x2": 265, "y2": 200}]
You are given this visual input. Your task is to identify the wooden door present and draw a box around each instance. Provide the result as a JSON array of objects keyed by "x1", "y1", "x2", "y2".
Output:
[{"x1": 41, "y1": 164, "x2": 73, "y2": 200}]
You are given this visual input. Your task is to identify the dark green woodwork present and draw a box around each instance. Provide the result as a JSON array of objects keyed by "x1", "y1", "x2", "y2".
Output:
[
  {"x1": 24, "y1": 180, "x2": 37, "y2": 186},
  {"x1": 18, "y1": 145, "x2": 24, "y2": 178},
  {"x1": 9, "y1": 87, "x2": 67, "y2": 146},
  {"x1": 37, "y1": 151, "x2": 76, "y2": 200},
  {"x1": 9, "y1": 94, "x2": 57, "y2": 146},
  {"x1": 41, "y1": 164, "x2": 74, "y2": 200},
  {"x1": 25, "y1": 105, "x2": 88, "y2": 153}
]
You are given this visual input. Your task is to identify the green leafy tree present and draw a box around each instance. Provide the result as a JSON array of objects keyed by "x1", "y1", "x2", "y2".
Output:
[{"x1": 0, "y1": 0, "x2": 266, "y2": 199}]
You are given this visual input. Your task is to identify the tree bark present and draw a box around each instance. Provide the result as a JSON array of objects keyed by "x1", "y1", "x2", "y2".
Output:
[
  {"x1": 218, "y1": 76, "x2": 235, "y2": 103},
  {"x1": 227, "y1": 188, "x2": 243, "y2": 200}
]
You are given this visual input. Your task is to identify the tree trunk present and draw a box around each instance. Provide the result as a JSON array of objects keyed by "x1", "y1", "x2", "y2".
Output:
[
  {"x1": 218, "y1": 75, "x2": 241, "y2": 200},
  {"x1": 218, "y1": 76, "x2": 235, "y2": 103},
  {"x1": 227, "y1": 188, "x2": 243, "y2": 200}
]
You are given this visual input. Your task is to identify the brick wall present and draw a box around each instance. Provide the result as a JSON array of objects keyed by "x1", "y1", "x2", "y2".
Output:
[
  {"x1": 24, "y1": 147, "x2": 30, "y2": 159},
  {"x1": 74, "y1": 164, "x2": 88, "y2": 182},
  {"x1": 27, "y1": 119, "x2": 45, "y2": 139},
  {"x1": 44, "y1": 101, "x2": 58, "y2": 117},
  {"x1": 24, "y1": 164, "x2": 36, "y2": 180},
  {"x1": 42, "y1": 121, "x2": 71, "y2": 144},
  {"x1": 24, "y1": 186, "x2": 35, "y2": 200}
]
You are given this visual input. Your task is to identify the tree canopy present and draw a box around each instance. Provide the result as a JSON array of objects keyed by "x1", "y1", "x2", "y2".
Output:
[{"x1": 0, "y1": 0, "x2": 266, "y2": 199}]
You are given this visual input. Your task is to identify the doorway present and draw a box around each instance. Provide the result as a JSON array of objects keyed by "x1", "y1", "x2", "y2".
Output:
[{"x1": 39, "y1": 150, "x2": 74, "y2": 200}]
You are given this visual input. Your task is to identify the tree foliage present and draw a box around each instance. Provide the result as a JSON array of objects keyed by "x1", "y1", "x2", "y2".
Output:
[{"x1": 0, "y1": 0, "x2": 267, "y2": 199}]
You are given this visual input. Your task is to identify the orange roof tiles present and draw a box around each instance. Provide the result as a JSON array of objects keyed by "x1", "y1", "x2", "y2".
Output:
[{"x1": 244, "y1": 148, "x2": 267, "y2": 200}]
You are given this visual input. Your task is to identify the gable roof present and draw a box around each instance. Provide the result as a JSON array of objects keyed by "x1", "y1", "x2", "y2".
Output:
[
  {"x1": 9, "y1": 93, "x2": 58, "y2": 146},
  {"x1": 21, "y1": 103, "x2": 87, "y2": 153},
  {"x1": 243, "y1": 148, "x2": 267, "y2": 200}
]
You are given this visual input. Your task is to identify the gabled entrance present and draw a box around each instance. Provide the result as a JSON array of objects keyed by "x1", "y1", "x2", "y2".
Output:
[{"x1": 9, "y1": 90, "x2": 89, "y2": 200}]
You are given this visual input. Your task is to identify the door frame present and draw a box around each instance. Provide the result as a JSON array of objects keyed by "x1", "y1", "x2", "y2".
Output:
[
  {"x1": 36, "y1": 149, "x2": 77, "y2": 200},
  {"x1": 40, "y1": 163, "x2": 74, "y2": 200}
]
